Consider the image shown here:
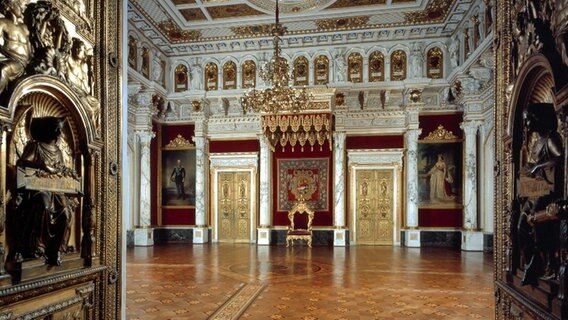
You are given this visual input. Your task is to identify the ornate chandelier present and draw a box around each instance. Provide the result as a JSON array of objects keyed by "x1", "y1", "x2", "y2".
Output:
[{"x1": 240, "y1": 0, "x2": 314, "y2": 115}]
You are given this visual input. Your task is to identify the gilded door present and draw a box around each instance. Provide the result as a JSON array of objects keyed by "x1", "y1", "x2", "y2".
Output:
[
  {"x1": 218, "y1": 172, "x2": 251, "y2": 242},
  {"x1": 355, "y1": 169, "x2": 394, "y2": 245}
]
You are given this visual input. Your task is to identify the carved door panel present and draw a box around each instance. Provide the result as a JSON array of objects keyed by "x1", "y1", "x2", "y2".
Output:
[
  {"x1": 355, "y1": 169, "x2": 394, "y2": 245},
  {"x1": 217, "y1": 172, "x2": 251, "y2": 242}
]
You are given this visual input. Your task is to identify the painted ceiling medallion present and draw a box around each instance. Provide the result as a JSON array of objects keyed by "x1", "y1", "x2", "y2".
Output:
[
  {"x1": 247, "y1": 0, "x2": 335, "y2": 14},
  {"x1": 158, "y1": 20, "x2": 201, "y2": 42},
  {"x1": 315, "y1": 16, "x2": 369, "y2": 30},
  {"x1": 404, "y1": 0, "x2": 452, "y2": 23}
]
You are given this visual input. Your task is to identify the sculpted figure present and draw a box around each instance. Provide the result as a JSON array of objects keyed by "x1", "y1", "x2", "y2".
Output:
[
  {"x1": 7, "y1": 117, "x2": 79, "y2": 266},
  {"x1": 0, "y1": 0, "x2": 31, "y2": 93},
  {"x1": 515, "y1": 103, "x2": 565, "y2": 285},
  {"x1": 66, "y1": 38, "x2": 100, "y2": 131},
  {"x1": 190, "y1": 65, "x2": 202, "y2": 90}
]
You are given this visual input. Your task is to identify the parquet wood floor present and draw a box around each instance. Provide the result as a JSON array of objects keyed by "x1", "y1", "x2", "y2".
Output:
[{"x1": 126, "y1": 244, "x2": 494, "y2": 319}]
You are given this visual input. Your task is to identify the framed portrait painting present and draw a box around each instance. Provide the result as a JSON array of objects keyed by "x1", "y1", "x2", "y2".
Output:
[
  {"x1": 417, "y1": 125, "x2": 463, "y2": 208},
  {"x1": 161, "y1": 134, "x2": 196, "y2": 207}
]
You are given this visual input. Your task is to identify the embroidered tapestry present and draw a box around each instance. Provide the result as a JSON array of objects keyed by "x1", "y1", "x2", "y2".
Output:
[{"x1": 277, "y1": 158, "x2": 329, "y2": 211}]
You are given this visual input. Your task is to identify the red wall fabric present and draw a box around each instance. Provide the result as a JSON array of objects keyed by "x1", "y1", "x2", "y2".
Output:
[
  {"x1": 346, "y1": 135, "x2": 404, "y2": 149},
  {"x1": 272, "y1": 141, "x2": 334, "y2": 226},
  {"x1": 162, "y1": 208, "x2": 196, "y2": 225},
  {"x1": 210, "y1": 139, "x2": 260, "y2": 153},
  {"x1": 151, "y1": 122, "x2": 196, "y2": 226},
  {"x1": 419, "y1": 208, "x2": 463, "y2": 228},
  {"x1": 419, "y1": 113, "x2": 463, "y2": 139}
]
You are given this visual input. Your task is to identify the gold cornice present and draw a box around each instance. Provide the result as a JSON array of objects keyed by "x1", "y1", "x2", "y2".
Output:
[
  {"x1": 423, "y1": 124, "x2": 459, "y2": 141},
  {"x1": 158, "y1": 20, "x2": 202, "y2": 43},
  {"x1": 164, "y1": 134, "x2": 195, "y2": 149}
]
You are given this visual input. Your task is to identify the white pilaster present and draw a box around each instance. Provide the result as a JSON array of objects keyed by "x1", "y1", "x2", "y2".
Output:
[
  {"x1": 333, "y1": 132, "x2": 348, "y2": 246},
  {"x1": 192, "y1": 136, "x2": 209, "y2": 243},
  {"x1": 258, "y1": 136, "x2": 272, "y2": 245},
  {"x1": 404, "y1": 128, "x2": 421, "y2": 247},
  {"x1": 134, "y1": 130, "x2": 155, "y2": 246},
  {"x1": 460, "y1": 120, "x2": 483, "y2": 251}
]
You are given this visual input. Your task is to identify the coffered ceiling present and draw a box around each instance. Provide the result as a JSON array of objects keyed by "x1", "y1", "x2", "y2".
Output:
[{"x1": 129, "y1": 0, "x2": 473, "y2": 55}]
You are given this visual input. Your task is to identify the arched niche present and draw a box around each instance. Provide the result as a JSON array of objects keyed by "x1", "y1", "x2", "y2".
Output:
[
  {"x1": 314, "y1": 55, "x2": 329, "y2": 85},
  {"x1": 348, "y1": 52, "x2": 363, "y2": 83},
  {"x1": 369, "y1": 51, "x2": 385, "y2": 82},
  {"x1": 426, "y1": 47, "x2": 444, "y2": 79},
  {"x1": 390, "y1": 50, "x2": 407, "y2": 81},
  {"x1": 3, "y1": 75, "x2": 101, "y2": 276},
  {"x1": 223, "y1": 60, "x2": 237, "y2": 90},
  {"x1": 293, "y1": 56, "x2": 309, "y2": 86},
  {"x1": 205, "y1": 62, "x2": 219, "y2": 91},
  {"x1": 174, "y1": 64, "x2": 189, "y2": 92},
  {"x1": 242, "y1": 60, "x2": 256, "y2": 89}
]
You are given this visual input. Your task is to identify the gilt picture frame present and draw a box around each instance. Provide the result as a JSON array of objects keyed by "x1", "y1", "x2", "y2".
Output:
[
  {"x1": 161, "y1": 135, "x2": 196, "y2": 207},
  {"x1": 417, "y1": 125, "x2": 463, "y2": 208}
]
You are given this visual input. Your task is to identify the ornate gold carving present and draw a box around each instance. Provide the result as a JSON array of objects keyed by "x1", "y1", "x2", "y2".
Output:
[
  {"x1": 286, "y1": 201, "x2": 314, "y2": 247},
  {"x1": 164, "y1": 134, "x2": 195, "y2": 149},
  {"x1": 426, "y1": 47, "x2": 443, "y2": 79},
  {"x1": 315, "y1": 16, "x2": 370, "y2": 30},
  {"x1": 356, "y1": 170, "x2": 393, "y2": 245},
  {"x1": 348, "y1": 52, "x2": 363, "y2": 83},
  {"x1": 205, "y1": 62, "x2": 218, "y2": 91},
  {"x1": 423, "y1": 125, "x2": 459, "y2": 141},
  {"x1": 404, "y1": 0, "x2": 453, "y2": 23},
  {"x1": 391, "y1": 50, "x2": 407, "y2": 81},
  {"x1": 369, "y1": 51, "x2": 385, "y2": 82},
  {"x1": 293, "y1": 56, "x2": 309, "y2": 86},
  {"x1": 223, "y1": 61, "x2": 237, "y2": 90},
  {"x1": 157, "y1": 20, "x2": 201, "y2": 43},
  {"x1": 217, "y1": 171, "x2": 251, "y2": 242},
  {"x1": 231, "y1": 25, "x2": 273, "y2": 37},
  {"x1": 175, "y1": 64, "x2": 188, "y2": 92},
  {"x1": 314, "y1": 55, "x2": 329, "y2": 85},
  {"x1": 191, "y1": 100, "x2": 201, "y2": 112},
  {"x1": 242, "y1": 60, "x2": 256, "y2": 88},
  {"x1": 335, "y1": 93, "x2": 345, "y2": 106}
]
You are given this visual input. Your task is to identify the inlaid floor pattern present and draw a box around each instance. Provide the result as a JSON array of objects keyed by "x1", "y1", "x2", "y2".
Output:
[{"x1": 126, "y1": 244, "x2": 494, "y2": 319}]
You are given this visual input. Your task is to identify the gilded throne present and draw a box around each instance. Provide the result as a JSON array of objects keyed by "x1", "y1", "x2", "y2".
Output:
[{"x1": 286, "y1": 201, "x2": 314, "y2": 247}]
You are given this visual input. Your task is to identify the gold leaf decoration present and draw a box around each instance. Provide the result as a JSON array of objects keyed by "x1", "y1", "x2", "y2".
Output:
[
  {"x1": 404, "y1": 0, "x2": 453, "y2": 24},
  {"x1": 231, "y1": 24, "x2": 273, "y2": 37},
  {"x1": 164, "y1": 134, "x2": 195, "y2": 149},
  {"x1": 423, "y1": 125, "x2": 459, "y2": 141}
]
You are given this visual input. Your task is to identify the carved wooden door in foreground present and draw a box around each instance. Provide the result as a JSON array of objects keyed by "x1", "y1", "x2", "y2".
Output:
[
  {"x1": 218, "y1": 172, "x2": 251, "y2": 242},
  {"x1": 356, "y1": 169, "x2": 394, "y2": 245}
]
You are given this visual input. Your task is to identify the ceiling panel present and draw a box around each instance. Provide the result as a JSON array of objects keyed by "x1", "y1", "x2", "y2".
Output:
[
  {"x1": 171, "y1": 0, "x2": 196, "y2": 5},
  {"x1": 327, "y1": 0, "x2": 387, "y2": 9},
  {"x1": 180, "y1": 8, "x2": 207, "y2": 21},
  {"x1": 207, "y1": 4, "x2": 266, "y2": 19}
]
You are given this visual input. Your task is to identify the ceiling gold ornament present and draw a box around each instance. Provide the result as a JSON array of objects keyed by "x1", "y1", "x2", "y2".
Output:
[
  {"x1": 423, "y1": 125, "x2": 459, "y2": 141},
  {"x1": 231, "y1": 24, "x2": 274, "y2": 37},
  {"x1": 164, "y1": 134, "x2": 195, "y2": 149},
  {"x1": 404, "y1": 0, "x2": 453, "y2": 23},
  {"x1": 315, "y1": 16, "x2": 370, "y2": 30},
  {"x1": 157, "y1": 20, "x2": 201, "y2": 42}
]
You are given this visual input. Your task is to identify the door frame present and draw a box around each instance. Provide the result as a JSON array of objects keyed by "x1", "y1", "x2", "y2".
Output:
[
  {"x1": 210, "y1": 153, "x2": 258, "y2": 243},
  {"x1": 347, "y1": 149, "x2": 404, "y2": 245}
]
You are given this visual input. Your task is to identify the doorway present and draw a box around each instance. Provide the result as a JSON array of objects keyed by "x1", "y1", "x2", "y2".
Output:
[
  {"x1": 354, "y1": 169, "x2": 394, "y2": 245},
  {"x1": 217, "y1": 171, "x2": 253, "y2": 242}
]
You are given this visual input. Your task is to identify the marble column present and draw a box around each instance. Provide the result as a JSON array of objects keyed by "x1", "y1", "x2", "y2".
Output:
[
  {"x1": 257, "y1": 136, "x2": 272, "y2": 245},
  {"x1": 333, "y1": 131, "x2": 348, "y2": 246},
  {"x1": 460, "y1": 121, "x2": 483, "y2": 251},
  {"x1": 192, "y1": 136, "x2": 209, "y2": 243},
  {"x1": 404, "y1": 129, "x2": 421, "y2": 247},
  {"x1": 134, "y1": 130, "x2": 155, "y2": 246}
]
